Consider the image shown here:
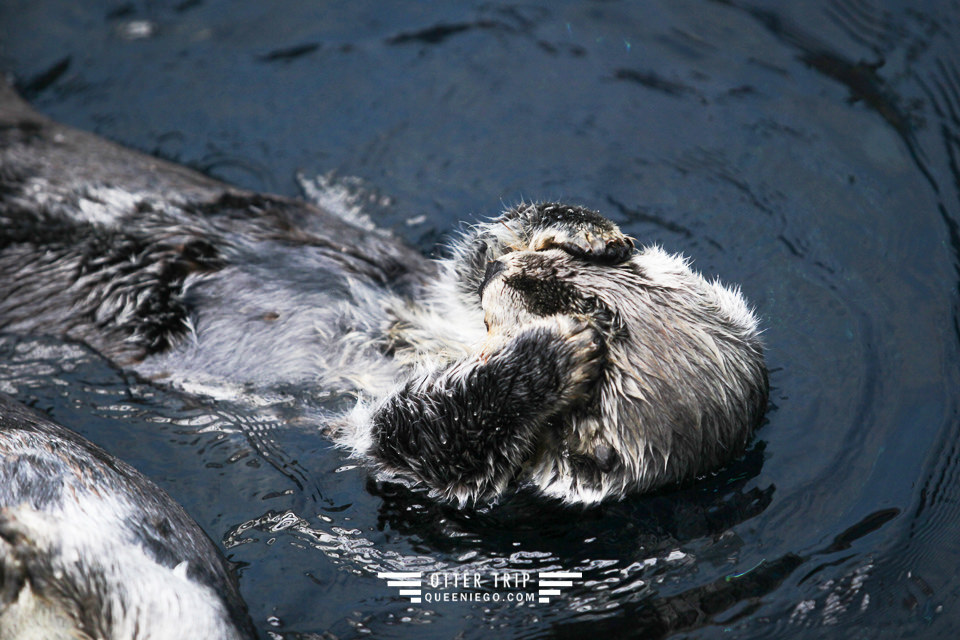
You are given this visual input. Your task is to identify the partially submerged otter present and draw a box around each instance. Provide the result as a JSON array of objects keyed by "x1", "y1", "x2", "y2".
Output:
[
  {"x1": 0, "y1": 80, "x2": 767, "y2": 506},
  {"x1": 0, "y1": 394, "x2": 256, "y2": 639}
]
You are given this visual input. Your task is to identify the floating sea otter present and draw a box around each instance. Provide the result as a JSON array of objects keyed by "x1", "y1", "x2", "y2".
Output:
[
  {"x1": 0, "y1": 394, "x2": 256, "y2": 639},
  {"x1": 0, "y1": 79, "x2": 768, "y2": 506}
]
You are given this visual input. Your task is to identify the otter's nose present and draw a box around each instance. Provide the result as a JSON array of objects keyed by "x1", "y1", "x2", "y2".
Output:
[{"x1": 478, "y1": 260, "x2": 506, "y2": 298}]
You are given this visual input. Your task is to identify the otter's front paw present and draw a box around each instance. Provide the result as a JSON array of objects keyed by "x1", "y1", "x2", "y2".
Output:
[
  {"x1": 518, "y1": 203, "x2": 634, "y2": 264},
  {"x1": 510, "y1": 315, "x2": 605, "y2": 404}
]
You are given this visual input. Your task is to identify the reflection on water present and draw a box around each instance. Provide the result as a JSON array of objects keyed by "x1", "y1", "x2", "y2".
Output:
[{"x1": 2, "y1": 0, "x2": 960, "y2": 637}]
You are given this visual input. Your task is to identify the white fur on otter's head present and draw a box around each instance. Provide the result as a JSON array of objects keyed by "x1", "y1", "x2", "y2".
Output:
[{"x1": 478, "y1": 240, "x2": 767, "y2": 503}]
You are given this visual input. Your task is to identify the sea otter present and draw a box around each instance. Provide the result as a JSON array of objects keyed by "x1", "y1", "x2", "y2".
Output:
[
  {"x1": 0, "y1": 394, "x2": 256, "y2": 640},
  {"x1": 0, "y1": 78, "x2": 767, "y2": 506}
]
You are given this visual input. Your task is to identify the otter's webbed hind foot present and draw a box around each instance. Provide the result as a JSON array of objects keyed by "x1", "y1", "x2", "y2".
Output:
[
  {"x1": 366, "y1": 315, "x2": 604, "y2": 505},
  {"x1": 452, "y1": 202, "x2": 634, "y2": 301},
  {"x1": 511, "y1": 202, "x2": 635, "y2": 265}
]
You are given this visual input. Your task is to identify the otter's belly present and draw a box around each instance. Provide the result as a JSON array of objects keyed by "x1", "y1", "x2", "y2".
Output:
[{"x1": 132, "y1": 246, "x2": 411, "y2": 398}]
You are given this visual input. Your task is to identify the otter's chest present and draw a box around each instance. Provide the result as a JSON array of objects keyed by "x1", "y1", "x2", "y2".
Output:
[{"x1": 132, "y1": 238, "x2": 423, "y2": 397}]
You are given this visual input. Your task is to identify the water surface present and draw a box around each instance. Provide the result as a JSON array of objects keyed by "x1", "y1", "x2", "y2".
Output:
[{"x1": 1, "y1": 1, "x2": 958, "y2": 637}]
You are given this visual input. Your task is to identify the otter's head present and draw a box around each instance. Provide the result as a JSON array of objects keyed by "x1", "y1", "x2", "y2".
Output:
[{"x1": 478, "y1": 209, "x2": 768, "y2": 503}]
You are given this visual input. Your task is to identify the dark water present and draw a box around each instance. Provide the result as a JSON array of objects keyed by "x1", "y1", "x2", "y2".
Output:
[{"x1": 1, "y1": 0, "x2": 959, "y2": 638}]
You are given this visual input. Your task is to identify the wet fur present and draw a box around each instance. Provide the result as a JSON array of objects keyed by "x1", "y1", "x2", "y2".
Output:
[
  {"x1": 354, "y1": 206, "x2": 768, "y2": 504},
  {"x1": 0, "y1": 79, "x2": 768, "y2": 507},
  {"x1": 0, "y1": 394, "x2": 256, "y2": 639}
]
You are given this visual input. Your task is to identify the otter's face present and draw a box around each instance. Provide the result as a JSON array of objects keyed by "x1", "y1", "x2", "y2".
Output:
[{"x1": 479, "y1": 248, "x2": 625, "y2": 335}]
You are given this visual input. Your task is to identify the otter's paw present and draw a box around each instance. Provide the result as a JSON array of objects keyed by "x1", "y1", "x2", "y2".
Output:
[
  {"x1": 519, "y1": 203, "x2": 634, "y2": 264},
  {"x1": 515, "y1": 315, "x2": 605, "y2": 404}
]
